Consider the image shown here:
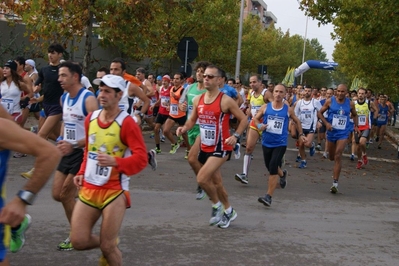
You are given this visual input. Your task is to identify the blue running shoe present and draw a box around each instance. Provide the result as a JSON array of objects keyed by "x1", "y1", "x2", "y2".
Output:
[
  {"x1": 296, "y1": 155, "x2": 301, "y2": 162},
  {"x1": 309, "y1": 142, "x2": 315, "y2": 156},
  {"x1": 298, "y1": 160, "x2": 307, "y2": 169}
]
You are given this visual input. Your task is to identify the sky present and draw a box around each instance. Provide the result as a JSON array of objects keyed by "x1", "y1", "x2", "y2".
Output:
[{"x1": 266, "y1": 0, "x2": 336, "y2": 62}]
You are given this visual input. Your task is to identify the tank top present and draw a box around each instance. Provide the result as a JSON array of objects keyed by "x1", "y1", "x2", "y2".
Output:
[
  {"x1": 62, "y1": 88, "x2": 93, "y2": 144},
  {"x1": 185, "y1": 83, "x2": 206, "y2": 120},
  {"x1": 355, "y1": 100, "x2": 371, "y2": 130},
  {"x1": 327, "y1": 97, "x2": 351, "y2": 132},
  {"x1": 261, "y1": 103, "x2": 289, "y2": 148},
  {"x1": 0, "y1": 80, "x2": 22, "y2": 114},
  {"x1": 377, "y1": 104, "x2": 389, "y2": 124},
  {"x1": 249, "y1": 89, "x2": 267, "y2": 117},
  {"x1": 169, "y1": 86, "x2": 185, "y2": 118},
  {"x1": 84, "y1": 110, "x2": 131, "y2": 190},
  {"x1": 159, "y1": 85, "x2": 171, "y2": 115},
  {"x1": 198, "y1": 92, "x2": 232, "y2": 152}
]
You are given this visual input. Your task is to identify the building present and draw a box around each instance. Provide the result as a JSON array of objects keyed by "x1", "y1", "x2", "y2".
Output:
[{"x1": 244, "y1": 0, "x2": 277, "y2": 28}]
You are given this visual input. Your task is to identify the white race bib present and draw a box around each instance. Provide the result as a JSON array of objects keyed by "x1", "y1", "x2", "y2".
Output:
[
  {"x1": 160, "y1": 96, "x2": 169, "y2": 108},
  {"x1": 1, "y1": 98, "x2": 14, "y2": 114},
  {"x1": 200, "y1": 124, "x2": 216, "y2": 146},
  {"x1": 266, "y1": 115, "x2": 284, "y2": 135},
  {"x1": 332, "y1": 114, "x2": 347, "y2": 130},
  {"x1": 85, "y1": 152, "x2": 112, "y2": 186},
  {"x1": 64, "y1": 123, "x2": 77, "y2": 141},
  {"x1": 358, "y1": 115, "x2": 366, "y2": 126},
  {"x1": 170, "y1": 104, "x2": 178, "y2": 115},
  {"x1": 378, "y1": 114, "x2": 386, "y2": 122}
]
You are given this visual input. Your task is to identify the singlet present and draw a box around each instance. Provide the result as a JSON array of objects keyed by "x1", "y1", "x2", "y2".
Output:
[
  {"x1": 61, "y1": 88, "x2": 93, "y2": 144},
  {"x1": 0, "y1": 80, "x2": 22, "y2": 114},
  {"x1": 249, "y1": 89, "x2": 267, "y2": 117},
  {"x1": 327, "y1": 97, "x2": 351, "y2": 132},
  {"x1": 84, "y1": 110, "x2": 131, "y2": 190},
  {"x1": 261, "y1": 103, "x2": 289, "y2": 148},
  {"x1": 159, "y1": 85, "x2": 171, "y2": 116},
  {"x1": 377, "y1": 104, "x2": 389, "y2": 124},
  {"x1": 294, "y1": 98, "x2": 322, "y2": 131},
  {"x1": 184, "y1": 83, "x2": 206, "y2": 120},
  {"x1": 35, "y1": 65, "x2": 63, "y2": 105},
  {"x1": 198, "y1": 92, "x2": 232, "y2": 152},
  {"x1": 169, "y1": 86, "x2": 185, "y2": 118},
  {"x1": 354, "y1": 99, "x2": 371, "y2": 130}
]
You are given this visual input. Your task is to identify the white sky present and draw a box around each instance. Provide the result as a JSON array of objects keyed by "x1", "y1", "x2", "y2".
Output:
[{"x1": 266, "y1": 0, "x2": 336, "y2": 62}]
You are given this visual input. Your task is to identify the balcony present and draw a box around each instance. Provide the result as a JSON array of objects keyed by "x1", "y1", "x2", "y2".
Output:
[{"x1": 252, "y1": 0, "x2": 268, "y2": 11}]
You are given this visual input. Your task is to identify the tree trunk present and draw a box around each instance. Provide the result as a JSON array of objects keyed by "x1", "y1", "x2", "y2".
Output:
[{"x1": 83, "y1": 1, "x2": 95, "y2": 74}]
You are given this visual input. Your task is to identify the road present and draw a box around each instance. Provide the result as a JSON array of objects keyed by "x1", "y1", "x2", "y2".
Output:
[{"x1": 5, "y1": 130, "x2": 399, "y2": 266}]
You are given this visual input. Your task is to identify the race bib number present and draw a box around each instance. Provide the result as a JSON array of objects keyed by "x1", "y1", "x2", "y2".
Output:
[
  {"x1": 200, "y1": 124, "x2": 216, "y2": 146},
  {"x1": 300, "y1": 110, "x2": 312, "y2": 122},
  {"x1": 266, "y1": 115, "x2": 284, "y2": 135},
  {"x1": 1, "y1": 98, "x2": 14, "y2": 114},
  {"x1": 358, "y1": 115, "x2": 366, "y2": 126},
  {"x1": 332, "y1": 114, "x2": 347, "y2": 130},
  {"x1": 170, "y1": 104, "x2": 178, "y2": 115},
  {"x1": 160, "y1": 96, "x2": 169, "y2": 108},
  {"x1": 85, "y1": 152, "x2": 112, "y2": 186},
  {"x1": 251, "y1": 105, "x2": 261, "y2": 117},
  {"x1": 378, "y1": 114, "x2": 386, "y2": 122},
  {"x1": 64, "y1": 123, "x2": 77, "y2": 141}
]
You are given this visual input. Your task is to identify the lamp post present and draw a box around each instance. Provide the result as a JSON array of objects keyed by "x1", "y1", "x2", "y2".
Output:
[
  {"x1": 235, "y1": 0, "x2": 245, "y2": 79},
  {"x1": 300, "y1": 16, "x2": 308, "y2": 85}
]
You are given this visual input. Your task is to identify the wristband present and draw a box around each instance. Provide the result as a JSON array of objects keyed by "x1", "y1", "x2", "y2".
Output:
[
  {"x1": 257, "y1": 124, "x2": 262, "y2": 130},
  {"x1": 56, "y1": 136, "x2": 63, "y2": 143},
  {"x1": 299, "y1": 133, "x2": 305, "y2": 137}
]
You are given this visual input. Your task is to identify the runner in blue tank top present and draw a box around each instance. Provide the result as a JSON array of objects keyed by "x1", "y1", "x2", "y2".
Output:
[
  {"x1": 319, "y1": 84, "x2": 359, "y2": 194},
  {"x1": 253, "y1": 84, "x2": 306, "y2": 207}
]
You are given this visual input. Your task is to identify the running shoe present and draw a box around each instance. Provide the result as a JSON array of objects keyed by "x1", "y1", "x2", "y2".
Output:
[
  {"x1": 218, "y1": 209, "x2": 237, "y2": 229},
  {"x1": 196, "y1": 187, "x2": 206, "y2": 200},
  {"x1": 177, "y1": 135, "x2": 184, "y2": 144},
  {"x1": 57, "y1": 236, "x2": 73, "y2": 251},
  {"x1": 21, "y1": 168, "x2": 34, "y2": 179},
  {"x1": 160, "y1": 136, "x2": 165, "y2": 142},
  {"x1": 184, "y1": 150, "x2": 189, "y2": 160},
  {"x1": 154, "y1": 147, "x2": 161, "y2": 154},
  {"x1": 10, "y1": 214, "x2": 32, "y2": 253},
  {"x1": 13, "y1": 152, "x2": 27, "y2": 158},
  {"x1": 369, "y1": 139, "x2": 373, "y2": 144},
  {"x1": 234, "y1": 143, "x2": 241, "y2": 159},
  {"x1": 148, "y1": 149, "x2": 157, "y2": 171},
  {"x1": 280, "y1": 169, "x2": 287, "y2": 189},
  {"x1": 99, "y1": 255, "x2": 108, "y2": 266},
  {"x1": 235, "y1": 173, "x2": 248, "y2": 184},
  {"x1": 322, "y1": 152, "x2": 328, "y2": 159},
  {"x1": 330, "y1": 183, "x2": 338, "y2": 194},
  {"x1": 362, "y1": 154, "x2": 368, "y2": 165},
  {"x1": 350, "y1": 154, "x2": 355, "y2": 161},
  {"x1": 258, "y1": 194, "x2": 272, "y2": 207},
  {"x1": 295, "y1": 155, "x2": 302, "y2": 162},
  {"x1": 149, "y1": 133, "x2": 155, "y2": 139},
  {"x1": 30, "y1": 126, "x2": 38, "y2": 134},
  {"x1": 298, "y1": 160, "x2": 307, "y2": 169},
  {"x1": 356, "y1": 160, "x2": 364, "y2": 169},
  {"x1": 169, "y1": 143, "x2": 180, "y2": 154},
  {"x1": 309, "y1": 142, "x2": 315, "y2": 156},
  {"x1": 209, "y1": 205, "x2": 223, "y2": 226},
  {"x1": 315, "y1": 144, "x2": 322, "y2": 151}
]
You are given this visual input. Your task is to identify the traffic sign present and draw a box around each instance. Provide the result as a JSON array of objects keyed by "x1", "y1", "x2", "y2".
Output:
[{"x1": 177, "y1": 37, "x2": 198, "y2": 63}]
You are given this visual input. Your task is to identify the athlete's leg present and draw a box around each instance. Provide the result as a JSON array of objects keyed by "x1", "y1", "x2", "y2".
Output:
[
  {"x1": 162, "y1": 118, "x2": 177, "y2": 144},
  {"x1": 188, "y1": 136, "x2": 201, "y2": 175},
  {"x1": 332, "y1": 139, "x2": 347, "y2": 181}
]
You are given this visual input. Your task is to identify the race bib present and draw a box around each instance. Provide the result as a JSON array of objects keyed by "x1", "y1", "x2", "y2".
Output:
[
  {"x1": 251, "y1": 105, "x2": 261, "y2": 117},
  {"x1": 170, "y1": 103, "x2": 178, "y2": 115},
  {"x1": 1, "y1": 98, "x2": 14, "y2": 114},
  {"x1": 300, "y1": 110, "x2": 312, "y2": 122},
  {"x1": 85, "y1": 152, "x2": 112, "y2": 186},
  {"x1": 332, "y1": 114, "x2": 347, "y2": 130},
  {"x1": 378, "y1": 114, "x2": 386, "y2": 122},
  {"x1": 358, "y1": 115, "x2": 366, "y2": 126},
  {"x1": 160, "y1": 96, "x2": 169, "y2": 108},
  {"x1": 266, "y1": 115, "x2": 284, "y2": 135},
  {"x1": 64, "y1": 123, "x2": 77, "y2": 141},
  {"x1": 200, "y1": 124, "x2": 216, "y2": 146}
]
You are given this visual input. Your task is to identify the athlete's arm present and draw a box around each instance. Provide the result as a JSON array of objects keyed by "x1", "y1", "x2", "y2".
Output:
[
  {"x1": 350, "y1": 101, "x2": 360, "y2": 134},
  {"x1": 21, "y1": 75, "x2": 34, "y2": 98},
  {"x1": 223, "y1": 94, "x2": 247, "y2": 136},
  {"x1": 318, "y1": 98, "x2": 332, "y2": 131},
  {"x1": 289, "y1": 107, "x2": 307, "y2": 143},
  {"x1": 177, "y1": 94, "x2": 199, "y2": 135},
  {"x1": 253, "y1": 103, "x2": 266, "y2": 130},
  {"x1": 128, "y1": 83, "x2": 150, "y2": 114},
  {"x1": 144, "y1": 79, "x2": 155, "y2": 97},
  {"x1": 0, "y1": 118, "x2": 61, "y2": 227},
  {"x1": 263, "y1": 90, "x2": 273, "y2": 103},
  {"x1": 0, "y1": 105, "x2": 13, "y2": 120}
]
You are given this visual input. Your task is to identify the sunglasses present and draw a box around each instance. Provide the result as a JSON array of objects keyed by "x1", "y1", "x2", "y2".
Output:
[{"x1": 203, "y1": 74, "x2": 220, "y2": 79}]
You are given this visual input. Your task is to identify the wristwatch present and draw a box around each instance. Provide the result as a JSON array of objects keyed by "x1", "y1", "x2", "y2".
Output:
[
  {"x1": 17, "y1": 190, "x2": 36, "y2": 205},
  {"x1": 70, "y1": 141, "x2": 79, "y2": 149},
  {"x1": 233, "y1": 132, "x2": 241, "y2": 139},
  {"x1": 138, "y1": 112, "x2": 144, "y2": 119}
]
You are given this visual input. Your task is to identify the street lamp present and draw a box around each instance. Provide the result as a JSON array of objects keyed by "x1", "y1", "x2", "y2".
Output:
[
  {"x1": 300, "y1": 16, "x2": 308, "y2": 85},
  {"x1": 235, "y1": 0, "x2": 245, "y2": 79}
]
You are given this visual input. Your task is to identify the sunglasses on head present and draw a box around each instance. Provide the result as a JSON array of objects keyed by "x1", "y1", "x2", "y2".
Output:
[{"x1": 203, "y1": 74, "x2": 220, "y2": 79}]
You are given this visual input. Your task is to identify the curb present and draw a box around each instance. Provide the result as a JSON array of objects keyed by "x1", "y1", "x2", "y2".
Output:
[{"x1": 385, "y1": 128, "x2": 399, "y2": 146}]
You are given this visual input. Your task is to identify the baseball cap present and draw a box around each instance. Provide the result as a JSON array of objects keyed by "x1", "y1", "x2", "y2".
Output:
[
  {"x1": 156, "y1": 75, "x2": 162, "y2": 81},
  {"x1": 162, "y1": 75, "x2": 171, "y2": 82},
  {"x1": 93, "y1": 74, "x2": 126, "y2": 92},
  {"x1": 4, "y1": 60, "x2": 17, "y2": 72},
  {"x1": 25, "y1": 59, "x2": 36, "y2": 69}
]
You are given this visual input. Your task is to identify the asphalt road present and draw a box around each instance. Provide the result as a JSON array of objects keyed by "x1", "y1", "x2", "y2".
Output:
[{"x1": 5, "y1": 129, "x2": 399, "y2": 266}]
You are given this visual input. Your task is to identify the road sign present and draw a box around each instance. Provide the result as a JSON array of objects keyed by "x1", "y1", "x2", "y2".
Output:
[{"x1": 177, "y1": 37, "x2": 198, "y2": 63}]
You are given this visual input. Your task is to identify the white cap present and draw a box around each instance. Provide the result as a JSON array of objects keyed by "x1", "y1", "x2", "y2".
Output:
[
  {"x1": 25, "y1": 59, "x2": 36, "y2": 69},
  {"x1": 93, "y1": 74, "x2": 126, "y2": 92}
]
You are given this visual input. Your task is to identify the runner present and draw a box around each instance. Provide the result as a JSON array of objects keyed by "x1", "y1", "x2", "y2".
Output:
[
  {"x1": 318, "y1": 84, "x2": 359, "y2": 193},
  {"x1": 235, "y1": 75, "x2": 272, "y2": 184},
  {"x1": 70, "y1": 74, "x2": 147, "y2": 265},
  {"x1": 253, "y1": 84, "x2": 306, "y2": 207},
  {"x1": 375, "y1": 94, "x2": 393, "y2": 149},
  {"x1": 53, "y1": 61, "x2": 98, "y2": 251},
  {"x1": 177, "y1": 65, "x2": 247, "y2": 229}
]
